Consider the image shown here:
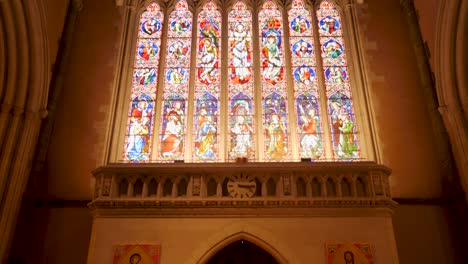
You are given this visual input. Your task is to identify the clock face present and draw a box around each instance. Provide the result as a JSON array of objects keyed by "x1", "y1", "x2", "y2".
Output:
[{"x1": 227, "y1": 174, "x2": 256, "y2": 198}]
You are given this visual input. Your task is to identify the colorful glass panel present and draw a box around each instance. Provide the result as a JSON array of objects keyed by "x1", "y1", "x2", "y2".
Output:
[
  {"x1": 193, "y1": 1, "x2": 221, "y2": 161},
  {"x1": 160, "y1": 0, "x2": 192, "y2": 160},
  {"x1": 259, "y1": 1, "x2": 289, "y2": 161},
  {"x1": 289, "y1": 0, "x2": 324, "y2": 159},
  {"x1": 228, "y1": 1, "x2": 255, "y2": 160},
  {"x1": 317, "y1": 0, "x2": 359, "y2": 159},
  {"x1": 124, "y1": 2, "x2": 163, "y2": 162}
]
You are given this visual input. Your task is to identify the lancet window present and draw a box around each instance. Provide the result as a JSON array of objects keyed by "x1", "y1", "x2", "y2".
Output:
[{"x1": 120, "y1": 0, "x2": 364, "y2": 163}]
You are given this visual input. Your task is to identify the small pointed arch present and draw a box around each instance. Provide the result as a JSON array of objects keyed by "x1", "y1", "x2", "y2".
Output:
[
  {"x1": 340, "y1": 176, "x2": 351, "y2": 197},
  {"x1": 178, "y1": 177, "x2": 188, "y2": 197},
  {"x1": 148, "y1": 177, "x2": 159, "y2": 196},
  {"x1": 356, "y1": 176, "x2": 367, "y2": 197},
  {"x1": 326, "y1": 177, "x2": 336, "y2": 197},
  {"x1": 288, "y1": 0, "x2": 315, "y2": 11},
  {"x1": 207, "y1": 177, "x2": 218, "y2": 196},
  {"x1": 119, "y1": 178, "x2": 129, "y2": 197},
  {"x1": 167, "y1": 0, "x2": 192, "y2": 14},
  {"x1": 267, "y1": 177, "x2": 277, "y2": 196},
  {"x1": 193, "y1": 0, "x2": 224, "y2": 23},
  {"x1": 134, "y1": 178, "x2": 144, "y2": 197},
  {"x1": 136, "y1": 1, "x2": 164, "y2": 14},
  {"x1": 227, "y1": 0, "x2": 254, "y2": 12},
  {"x1": 163, "y1": 178, "x2": 173, "y2": 197},
  {"x1": 296, "y1": 177, "x2": 307, "y2": 197},
  {"x1": 311, "y1": 177, "x2": 322, "y2": 197},
  {"x1": 314, "y1": 0, "x2": 344, "y2": 12},
  {"x1": 196, "y1": 231, "x2": 288, "y2": 264},
  {"x1": 255, "y1": 177, "x2": 262, "y2": 197},
  {"x1": 258, "y1": 0, "x2": 285, "y2": 12}
]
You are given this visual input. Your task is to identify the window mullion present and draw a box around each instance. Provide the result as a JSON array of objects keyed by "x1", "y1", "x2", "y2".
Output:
[
  {"x1": 184, "y1": 3, "x2": 200, "y2": 162},
  {"x1": 152, "y1": 6, "x2": 170, "y2": 162},
  {"x1": 251, "y1": 3, "x2": 264, "y2": 162},
  {"x1": 220, "y1": 4, "x2": 230, "y2": 162},
  {"x1": 311, "y1": 2, "x2": 334, "y2": 161},
  {"x1": 281, "y1": 2, "x2": 300, "y2": 162}
]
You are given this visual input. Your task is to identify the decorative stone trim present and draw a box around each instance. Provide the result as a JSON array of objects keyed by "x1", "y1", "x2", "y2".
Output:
[{"x1": 90, "y1": 162, "x2": 394, "y2": 215}]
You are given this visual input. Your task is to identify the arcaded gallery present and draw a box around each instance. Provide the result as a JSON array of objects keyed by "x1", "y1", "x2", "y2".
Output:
[{"x1": 1, "y1": 0, "x2": 467, "y2": 263}]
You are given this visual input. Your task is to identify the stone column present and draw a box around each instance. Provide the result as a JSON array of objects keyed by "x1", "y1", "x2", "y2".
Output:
[
  {"x1": 0, "y1": 0, "x2": 83, "y2": 262},
  {"x1": 400, "y1": 0, "x2": 457, "y2": 186}
]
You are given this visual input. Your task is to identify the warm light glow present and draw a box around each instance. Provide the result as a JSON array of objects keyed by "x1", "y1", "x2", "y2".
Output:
[{"x1": 123, "y1": 0, "x2": 361, "y2": 163}]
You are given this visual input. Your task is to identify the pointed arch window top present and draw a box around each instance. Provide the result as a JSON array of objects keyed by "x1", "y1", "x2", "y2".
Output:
[
  {"x1": 203, "y1": 1, "x2": 218, "y2": 10},
  {"x1": 146, "y1": 2, "x2": 161, "y2": 12},
  {"x1": 232, "y1": 1, "x2": 247, "y2": 10},
  {"x1": 175, "y1": 0, "x2": 189, "y2": 10},
  {"x1": 292, "y1": 0, "x2": 306, "y2": 9},
  {"x1": 262, "y1": 0, "x2": 278, "y2": 9}
]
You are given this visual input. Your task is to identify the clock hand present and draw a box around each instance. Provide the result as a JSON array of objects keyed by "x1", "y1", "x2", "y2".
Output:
[{"x1": 237, "y1": 184, "x2": 255, "y2": 189}]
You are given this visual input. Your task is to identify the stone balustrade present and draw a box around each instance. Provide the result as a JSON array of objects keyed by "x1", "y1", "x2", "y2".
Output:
[{"x1": 89, "y1": 162, "x2": 395, "y2": 214}]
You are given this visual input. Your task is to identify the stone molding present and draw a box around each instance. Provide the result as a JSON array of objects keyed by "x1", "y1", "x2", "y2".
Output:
[{"x1": 89, "y1": 162, "x2": 395, "y2": 216}]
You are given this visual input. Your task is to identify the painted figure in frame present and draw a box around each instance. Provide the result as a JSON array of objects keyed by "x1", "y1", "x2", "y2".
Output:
[
  {"x1": 129, "y1": 253, "x2": 142, "y2": 264},
  {"x1": 326, "y1": 243, "x2": 373, "y2": 264}
]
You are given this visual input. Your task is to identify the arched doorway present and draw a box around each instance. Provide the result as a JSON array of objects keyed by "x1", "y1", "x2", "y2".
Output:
[{"x1": 206, "y1": 240, "x2": 280, "y2": 264}]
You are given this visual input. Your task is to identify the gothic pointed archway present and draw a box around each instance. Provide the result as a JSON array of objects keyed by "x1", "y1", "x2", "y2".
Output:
[{"x1": 206, "y1": 240, "x2": 280, "y2": 264}]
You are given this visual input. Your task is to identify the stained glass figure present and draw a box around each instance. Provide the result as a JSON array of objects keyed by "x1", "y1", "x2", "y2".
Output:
[
  {"x1": 126, "y1": 94, "x2": 154, "y2": 161},
  {"x1": 229, "y1": 93, "x2": 254, "y2": 159},
  {"x1": 317, "y1": 0, "x2": 359, "y2": 159},
  {"x1": 296, "y1": 93, "x2": 322, "y2": 158},
  {"x1": 160, "y1": 0, "x2": 192, "y2": 160},
  {"x1": 160, "y1": 94, "x2": 185, "y2": 160},
  {"x1": 259, "y1": 1, "x2": 289, "y2": 161},
  {"x1": 195, "y1": 93, "x2": 218, "y2": 160},
  {"x1": 124, "y1": 2, "x2": 163, "y2": 162},
  {"x1": 264, "y1": 92, "x2": 288, "y2": 160},
  {"x1": 289, "y1": 0, "x2": 324, "y2": 159},
  {"x1": 228, "y1": 1, "x2": 255, "y2": 160},
  {"x1": 194, "y1": 1, "x2": 221, "y2": 161}
]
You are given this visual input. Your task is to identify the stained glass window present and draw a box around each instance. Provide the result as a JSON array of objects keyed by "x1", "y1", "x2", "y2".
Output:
[
  {"x1": 228, "y1": 1, "x2": 255, "y2": 160},
  {"x1": 159, "y1": 0, "x2": 192, "y2": 160},
  {"x1": 288, "y1": 0, "x2": 324, "y2": 160},
  {"x1": 122, "y1": 0, "x2": 364, "y2": 163},
  {"x1": 124, "y1": 2, "x2": 163, "y2": 162},
  {"x1": 193, "y1": 1, "x2": 221, "y2": 161},
  {"x1": 259, "y1": 1, "x2": 289, "y2": 161},
  {"x1": 317, "y1": 0, "x2": 360, "y2": 159}
]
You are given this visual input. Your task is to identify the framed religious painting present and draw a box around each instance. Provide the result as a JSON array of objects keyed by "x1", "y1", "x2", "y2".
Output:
[
  {"x1": 113, "y1": 244, "x2": 161, "y2": 264},
  {"x1": 325, "y1": 243, "x2": 374, "y2": 264}
]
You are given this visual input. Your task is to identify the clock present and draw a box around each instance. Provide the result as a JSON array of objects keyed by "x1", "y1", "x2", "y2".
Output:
[{"x1": 227, "y1": 174, "x2": 256, "y2": 198}]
